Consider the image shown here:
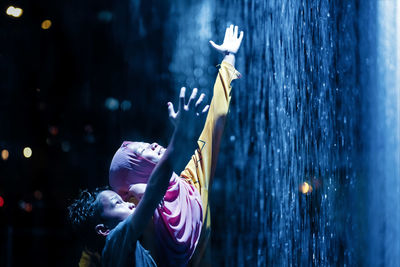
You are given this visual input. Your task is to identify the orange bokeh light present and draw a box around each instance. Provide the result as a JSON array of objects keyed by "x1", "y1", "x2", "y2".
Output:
[
  {"x1": 1, "y1": 149, "x2": 9, "y2": 160},
  {"x1": 299, "y1": 181, "x2": 313, "y2": 195},
  {"x1": 41, "y1": 20, "x2": 52, "y2": 30}
]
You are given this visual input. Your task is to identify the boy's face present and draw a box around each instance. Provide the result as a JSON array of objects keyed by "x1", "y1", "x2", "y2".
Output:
[{"x1": 97, "y1": 190, "x2": 135, "y2": 226}]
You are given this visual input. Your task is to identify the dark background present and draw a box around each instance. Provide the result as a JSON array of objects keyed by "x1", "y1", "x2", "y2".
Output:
[
  {"x1": 0, "y1": 0, "x2": 197, "y2": 265},
  {"x1": 1, "y1": 0, "x2": 399, "y2": 266}
]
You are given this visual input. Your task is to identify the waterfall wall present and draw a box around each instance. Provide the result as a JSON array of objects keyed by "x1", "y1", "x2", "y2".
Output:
[
  {"x1": 213, "y1": 1, "x2": 359, "y2": 265},
  {"x1": 162, "y1": 0, "x2": 400, "y2": 266},
  {"x1": 366, "y1": 1, "x2": 400, "y2": 266}
]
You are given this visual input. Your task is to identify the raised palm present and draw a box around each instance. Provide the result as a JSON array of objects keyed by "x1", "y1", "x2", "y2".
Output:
[{"x1": 209, "y1": 25, "x2": 244, "y2": 54}]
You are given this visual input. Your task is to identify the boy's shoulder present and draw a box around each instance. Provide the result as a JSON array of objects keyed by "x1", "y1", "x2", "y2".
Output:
[
  {"x1": 102, "y1": 217, "x2": 156, "y2": 266},
  {"x1": 102, "y1": 216, "x2": 136, "y2": 266}
]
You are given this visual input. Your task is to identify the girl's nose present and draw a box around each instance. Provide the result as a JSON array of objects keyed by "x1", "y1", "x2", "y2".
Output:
[{"x1": 150, "y1": 143, "x2": 158, "y2": 150}]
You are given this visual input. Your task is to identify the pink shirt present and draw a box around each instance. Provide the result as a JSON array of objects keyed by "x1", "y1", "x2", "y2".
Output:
[{"x1": 154, "y1": 172, "x2": 203, "y2": 266}]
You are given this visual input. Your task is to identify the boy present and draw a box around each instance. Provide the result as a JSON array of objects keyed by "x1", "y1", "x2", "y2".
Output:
[{"x1": 69, "y1": 86, "x2": 209, "y2": 266}]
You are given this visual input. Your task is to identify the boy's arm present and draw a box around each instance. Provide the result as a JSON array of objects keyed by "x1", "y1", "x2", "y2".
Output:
[{"x1": 127, "y1": 87, "x2": 209, "y2": 241}]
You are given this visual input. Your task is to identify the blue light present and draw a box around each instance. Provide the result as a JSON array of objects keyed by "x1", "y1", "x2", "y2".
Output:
[{"x1": 105, "y1": 97, "x2": 119, "y2": 111}]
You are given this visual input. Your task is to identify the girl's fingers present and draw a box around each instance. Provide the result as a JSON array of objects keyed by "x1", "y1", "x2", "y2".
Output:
[
  {"x1": 201, "y1": 105, "x2": 210, "y2": 115},
  {"x1": 187, "y1": 88, "x2": 198, "y2": 109},
  {"x1": 209, "y1": 40, "x2": 222, "y2": 51},
  {"x1": 195, "y1": 93, "x2": 205, "y2": 109},
  {"x1": 238, "y1": 31, "x2": 244, "y2": 43},
  {"x1": 168, "y1": 102, "x2": 176, "y2": 119},
  {"x1": 224, "y1": 26, "x2": 230, "y2": 41},
  {"x1": 179, "y1": 87, "x2": 186, "y2": 111}
]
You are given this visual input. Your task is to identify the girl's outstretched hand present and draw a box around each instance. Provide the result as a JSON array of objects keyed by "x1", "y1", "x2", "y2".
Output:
[
  {"x1": 167, "y1": 87, "x2": 209, "y2": 139},
  {"x1": 165, "y1": 87, "x2": 209, "y2": 172},
  {"x1": 209, "y1": 24, "x2": 244, "y2": 55}
]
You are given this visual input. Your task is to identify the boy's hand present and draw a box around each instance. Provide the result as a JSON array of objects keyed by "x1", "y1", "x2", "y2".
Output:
[{"x1": 209, "y1": 24, "x2": 244, "y2": 55}]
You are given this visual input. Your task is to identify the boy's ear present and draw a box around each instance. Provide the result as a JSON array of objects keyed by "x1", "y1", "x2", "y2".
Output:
[{"x1": 95, "y1": 224, "x2": 110, "y2": 236}]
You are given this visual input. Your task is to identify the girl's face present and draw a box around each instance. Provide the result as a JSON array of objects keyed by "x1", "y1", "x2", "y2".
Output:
[
  {"x1": 116, "y1": 142, "x2": 166, "y2": 203},
  {"x1": 127, "y1": 142, "x2": 166, "y2": 163}
]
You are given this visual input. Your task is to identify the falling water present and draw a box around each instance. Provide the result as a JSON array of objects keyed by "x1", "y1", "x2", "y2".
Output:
[
  {"x1": 213, "y1": 1, "x2": 359, "y2": 266},
  {"x1": 366, "y1": 1, "x2": 400, "y2": 266},
  {"x1": 160, "y1": 0, "x2": 399, "y2": 266}
]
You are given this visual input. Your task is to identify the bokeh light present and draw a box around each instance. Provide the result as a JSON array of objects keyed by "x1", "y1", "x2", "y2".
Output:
[
  {"x1": 1, "y1": 149, "x2": 9, "y2": 160},
  {"x1": 49, "y1": 126, "x2": 59, "y2": 136},
  {"x1": 300, "y1": 181, "x2": 313, "y2": 195},
  {"x1": 41, "y1": 20, "x2": 52, "y2": 30},
  {"x1": 61, "y1": 141, "x2": 71, "y2": 152},
  {"x1": 120, "y1": 100, "x2": 132, "y2": 111},
  {"x1": 25, "y1": 203, "x2": 32, "y2": 212},
  {"x1": 23, "y1": 147, "x2": 32, "y2": 158},
  {"x1": 19, "y1": 201, "x2": 32, "y2": 212},
  {"x1": 0, "y1": 196, "x2": 4, "y2": 207},
  {"x1": 97, "y1": 11, "x2": 113, "y2": 22},
  {"x1": 105, "y1": 97, "x2": 119, "y2": 111},
  {"x1": 6, "y1": 6, "x2": 23, "y2": 18},
  {"x1": 34, "y1": 190, "x2": 43, "y2": 200}
]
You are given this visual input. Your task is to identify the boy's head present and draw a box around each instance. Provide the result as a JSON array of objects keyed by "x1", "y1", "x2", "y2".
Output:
[
  {"x1": 109, "y1": 141, "x2": 166, "y2": 203},
  {"x1": 68, "y1": 189, "x2": 135, "y2": 240},
  {"x1": 95, "y1": 190, "x2": 135, "y2": 235}
]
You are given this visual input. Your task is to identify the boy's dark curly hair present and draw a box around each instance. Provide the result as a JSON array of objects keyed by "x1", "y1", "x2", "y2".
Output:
[{"x1": 68, "y1": 188, "x2": 106, "y2": 251}]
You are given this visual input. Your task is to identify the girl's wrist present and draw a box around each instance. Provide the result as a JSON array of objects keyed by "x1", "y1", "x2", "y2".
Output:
[{"x1": 223, "y1": 53, "x2": 236, "y2": 66}]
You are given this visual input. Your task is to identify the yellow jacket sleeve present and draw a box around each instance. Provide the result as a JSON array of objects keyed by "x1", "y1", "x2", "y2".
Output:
[
  {"x1": 79, "y1": 249, "x2": 101, "y2": 267},
  {"x1": 180, "y1": 60, "x2": 240, "y2": 227},
  {"x1": 182, "y1": 61, "x2": 240, "y2": 267}
]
